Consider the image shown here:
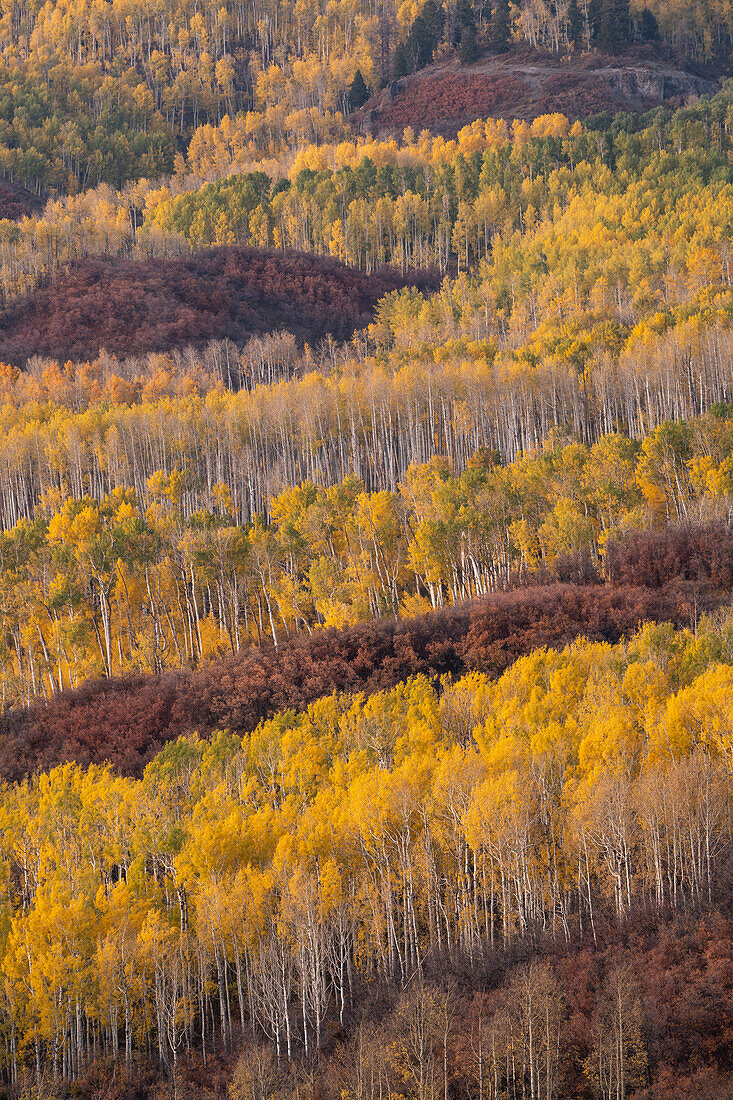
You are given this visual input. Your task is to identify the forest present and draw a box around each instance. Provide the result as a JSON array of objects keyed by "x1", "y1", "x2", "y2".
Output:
[
  {"x1": 0, "y1": 579, "x2": 692, "y2": 779},
  {"x1": 0, "y1": 0, "x2": 732, "y2": 1095},
  {"x1": 0, "y1": 409, "x2": 729, "y2": 708},
  {"x1": 4, "y1": 91, "x2": 733, "y2": 304},
  {"x1": 0, "y1": 0, "x2": 723, "y2": 197},
  {"x1": 1, "y1": 621, "x2": 733, "y2": 1099}
]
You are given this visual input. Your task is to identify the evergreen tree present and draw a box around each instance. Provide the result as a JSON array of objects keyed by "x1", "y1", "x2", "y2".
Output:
[
  {"x1": 567, "y1": 0, "x2": 584, "y2": 49},
  {"x1": 347, "y1": 69, "x2": 371, "y2": 111},
  {"x1": 453, "y1": 0, "x2": 476, "y2": 45},
  {"x1": 598, "y1": 0, "x2": 631, "y2": 52},
  {"x1": 491, "y1": 0, "x2": 511, "y2": 52},
  {"x1": 400, "y1": 0, "x2": 446, "y2": 74},
  {"x1": 421, "y1": 0, "x2": 447, "y2": 44},
  {"x1": 587, "y1": 0, "x2": 602, "y2": 42},
  {"x1": 638, "y1": 7, "x2": 660, "y2": 40},
  {"x1": 392, "y1": 40, "x2": 413, "y2": 78},
  {"x1": 408, "y1": 13, "x2": 433, "y2": 68},
  {"x1": 458, "y1": 22, "x2": 478, "y2": 62}
]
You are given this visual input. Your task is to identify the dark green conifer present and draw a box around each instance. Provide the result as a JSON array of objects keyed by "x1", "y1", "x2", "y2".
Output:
[
  {"x1": 491, "y1": 0, "x2": 511, "y2": 53},
  {"x1": 598, "y1": 0, "x2": 631, "y2": 53},
  {"x1": 567, "y1": 0, "x2": 584, "y2": 49},
  {"x1": 347, "y1": 69, "x2": 370, "y2": 111},
  {"x1": 458, "y1": 23, "x2": 478, "y2": 62}
]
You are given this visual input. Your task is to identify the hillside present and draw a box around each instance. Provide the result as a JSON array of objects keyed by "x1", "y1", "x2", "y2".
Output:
[
  {"x1": 4, "y1": 619, "x2": 733, "y2": 1099},
  {"x1": 0, "y1": 580, "x2": 691, "y2": 781},
  {"x1": 0, "y1": 517, "x2": 730, "y2": 781},
  {"x1": 0, "y1": 249, "x2": 436, "y2": 363},
  {"x1": 0, "y1": 178, "x2": 42, "y2": 219},
  {"x1": 353, "y1": 49, "x2": 719, "y2": 136},
  {"x1": 3, "y1": 86, "x2": 730, "y2": 311},
  {"x1": 0, "y1": 0, "x2": 733, "y2": 1093}
]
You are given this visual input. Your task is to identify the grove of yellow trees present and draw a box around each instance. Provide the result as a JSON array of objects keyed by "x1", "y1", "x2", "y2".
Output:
[
  {"x1": 0, "y1": 618, "x2": 731, "y2": 1088},
  {"x1": 0, "y1": 406, "x2": 725, "y2": 705}
]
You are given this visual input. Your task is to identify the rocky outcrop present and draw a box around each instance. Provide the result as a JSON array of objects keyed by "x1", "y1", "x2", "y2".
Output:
[
  {"x1": 601, "y1": 64, "x2": 716, "y2": 108},
  {"x1": 351, "y1": 52, "x2": 722, "y2": 137}
]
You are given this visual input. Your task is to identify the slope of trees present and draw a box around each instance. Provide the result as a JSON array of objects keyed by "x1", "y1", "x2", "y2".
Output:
[
  {"x1": 0, "y1": 82, "x2": 731, "y2": 305},
  {"x1": 0, "y1": 409, "x2": 727, "y2": 706},
  {"x1": 0, "y1": 249, "x2": 436, "y2": 363},
  {"x1": 0, "y1": 0, "x2": 721, "y2": 198},
  {"x1": 114, "y1": 89, "x2": 733, "y2": 275},
  {"x1": 0, "y1": 581, "x2": 688, "y2": 780},
  {"x1": 220, "y1": 906, "x2": 733, "y2": 1100},
  {"x1": 1, "y1": 6, "x2": 733, "y2": 1100},
  {"x1": 153, "y1": 93, "x2": 733, "y2": 280},
  {"x1": 1, "y1": 620, "x2": 733, "y2": 1095},
  {"x1": 0, "y1": 287, "x2": 730, "y2": 543}
]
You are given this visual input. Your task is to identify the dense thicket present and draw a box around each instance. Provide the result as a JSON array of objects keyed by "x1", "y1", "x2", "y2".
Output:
[
  {"x1": 0, "y1": 308, "x2": 728, "y2": 522},
  {"x1": 606, "y1": 522, "x2": 733, "y2": 590},
  {"x1": 2, "y1": 622, "x2": 733, "y2": 1096},
  {"x1": 0, "y1": 581, "x2": 688, "y2": 781},
  {"x1": 0, "y1": 179, "x2": 41, "y2": 220},
  {"x1": 0, "y1": 249, "x2": 435, "y2": 363},
  {"x1": 358, "y1": 68, "x2": 631, "y2": 134}
]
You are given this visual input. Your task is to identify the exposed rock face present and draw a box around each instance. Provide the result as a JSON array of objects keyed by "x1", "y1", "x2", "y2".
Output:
[{"x1": 603, "y1": 65, "x2": 715, "y2": 107}]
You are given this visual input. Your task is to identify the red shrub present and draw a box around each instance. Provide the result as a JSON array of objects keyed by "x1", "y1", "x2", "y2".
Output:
[
  {"x1": 606, "y1": 524, "x2": 733, "y2": 590},
  {"x1": 0, "y1": 248, "x2": 438, "y2": 364}
]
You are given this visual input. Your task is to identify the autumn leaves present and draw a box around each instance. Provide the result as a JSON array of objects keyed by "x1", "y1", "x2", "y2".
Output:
[{"x1": 1, "y1": 620, "x2": 732, "y2": 1087}]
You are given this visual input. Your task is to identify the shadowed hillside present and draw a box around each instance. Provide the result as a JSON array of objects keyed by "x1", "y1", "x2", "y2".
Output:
[
  {"x1": 0, "y1": 248, "x2": 437, "y2": 364},
  {"x1": 0, "y1": 178, "x2": 42, "y2": 219}
]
